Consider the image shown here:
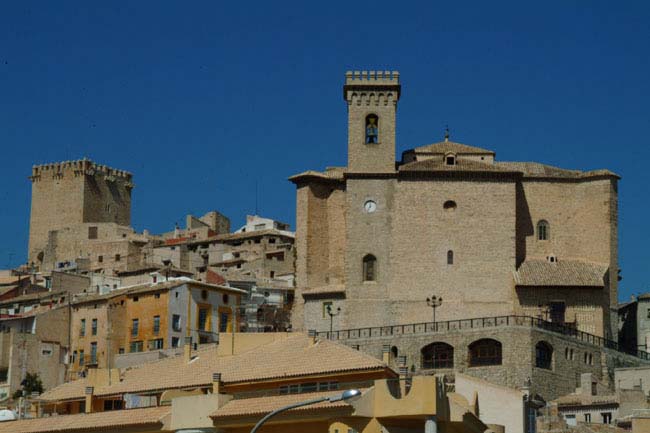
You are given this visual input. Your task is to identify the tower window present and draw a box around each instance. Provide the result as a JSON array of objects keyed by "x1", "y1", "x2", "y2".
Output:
[
  {"x1": 447, "y1": 250, "x2": 454, "y2": 265},
  {"x1": 445, "y1": 153, "x2": 457, "y2": 166},
  {"x1": 443, "y1": 200, "x2": 457, "y2": 211},
  {"x1": 365, "y1": 114, "x2": 379, "y2": 144},
  {"x1": 363, "y1": 254, "x2": 377, "y2": 281},
  {"x1": 537, "y1": 220, "x2": 550, "y2": 240}
]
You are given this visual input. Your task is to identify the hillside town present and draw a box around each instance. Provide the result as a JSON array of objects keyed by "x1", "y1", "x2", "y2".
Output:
[{"x1": 0, "y1": 71, "x2": 649, "y2": 433}]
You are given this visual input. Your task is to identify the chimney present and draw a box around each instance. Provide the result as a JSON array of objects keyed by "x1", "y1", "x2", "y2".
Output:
[
  {"x1": 212, "y1": 372, "x2": 222, "y2": 394},
  {"x1": 184, "y1": 336, "x2": 193, "y2": 363},
  {"x1": 84, "y1": 386, "x2": 94, "y2": 414},
  {"x1": 382, "y1": 344, "x2": 391, "y2": 364},
  {"x1": 308, "y1": 330, "x2": 317, "y2": 346}
]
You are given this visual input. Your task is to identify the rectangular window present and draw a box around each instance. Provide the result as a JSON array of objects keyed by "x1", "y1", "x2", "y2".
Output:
[
  {"x1": 564, "y1": 414, "x2": 576, "y2": 427},
  {"x1": 647, "y1": 308, "x2": 650, "y2": 319},
  {"x1": 72, "y1": 351, "x2": 77, "y2": 364},
  {"x1": 88, "y1": 226, "x2": 98, "y2": 239},
  {"x1": 601, "y1": 412, "x2": 612, "y2": 424},
  {"x1": 98, "y1": 255, "x2": 103, "y2": 263},
  {"x1": 584, "y1": 413, "x2": 591, "y2": 423},
  {"x1": 90, "y1": 342, "x2": 97, "y2": 364},
  {"x1": 153, "y1": 315, "x2": 160, "y2": 334},
  {"x1": 198, "y1": 307, "x2": 209, "y2": 331},
  {"x1": 79, "y1": 350, "x2": 85, "y2": 366},
  {"x1": 220, "y1": 312, "x2": 230, "y2": 332},
  {"x1": 115, "y1": 254, "x2": 121, "y2": 262},
  {"x1": 172, "y1": 314, "x2": 181, "y2": 332},
  {"x1": 80, "y1": 319, "x2": 86, "y2": 337},
  {"x1": 172, "y1": 337, "x2": 180, "y2": 348},
  {"x1": 118, "y1": 348, "x2": 125, "y2": 354},
  {"x1": 322, "y1": 301, "x2": 333, "y2": 318},
  {"x1": 150, "y1": 339, "x2": 164, "y2": 350},
  {"x1": 129, "y1": 341, "x2": 143, "y2": 353},
  {"x1": 91, "y1": 319, "x2": 97, "y2": 336},
  {"x1": 131, "y1": 319, "x2": 139, "y2": 337}
]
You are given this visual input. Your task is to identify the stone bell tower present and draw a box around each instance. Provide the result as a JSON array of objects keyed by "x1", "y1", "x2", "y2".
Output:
[{"x1": 344, "y1": 70, "x2": 401, "y2": 173}]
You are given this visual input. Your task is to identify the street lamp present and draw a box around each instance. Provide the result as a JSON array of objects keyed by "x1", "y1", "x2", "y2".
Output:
[
  {"x1": 426, "y1": 296, "x2": 442, "y2": 328},
  {"x1": 250, "y1": 389, "x2": 361, "y2": 433},
  {"x1": 326, "y1": 305, "x2": 341, "y2": 335}
]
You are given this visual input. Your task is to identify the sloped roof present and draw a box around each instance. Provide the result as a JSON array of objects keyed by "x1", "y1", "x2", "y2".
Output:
[
  {"x1": 289, "y1": 167, "x2": 347, "y2": 183},
  {"x1": 514, "y1": 259, "x2": 608, "y2": 287},
  {"x1": 496, "y1": 162, "x2": 619, "y2": 179},
  {"x1": 399, "y1": 158, "x2": 517, "y2": 174},
  {"x1": 39, "y1": 334, "x2": 390, "y2": 402},
  {"x1": 211, "y1": 389, "x2": 358, "y2": 418},
  {"x1": 0, "y1": 405, "x2": 170, "y2": 433},
  {"x1": 410, "y1": 140, "x2": 495, "y2": 155},
  {"x1": 554, "y1": 392, "x2": 619, "y2": 407},
  {"x1": 302, "y1": 284, "x2": 346, "y2": 296}
]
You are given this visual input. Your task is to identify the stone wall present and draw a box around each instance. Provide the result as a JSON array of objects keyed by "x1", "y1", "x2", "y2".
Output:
[{"x1": 321, "y1": 322, "x2": 649, "y2": 401}]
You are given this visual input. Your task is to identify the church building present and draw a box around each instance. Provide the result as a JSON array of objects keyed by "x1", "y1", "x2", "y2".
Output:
[{"x1": 290, "y1": 71, "x2": 619, "y2": 339}]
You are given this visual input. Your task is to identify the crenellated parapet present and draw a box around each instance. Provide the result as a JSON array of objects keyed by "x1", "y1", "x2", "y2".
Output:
[
  {"x1": 343, "y1": 70, "x2": 401, "y2": 106},
  {"x1": 30, "y1": 159, "x2": 134, "y2": 187}
]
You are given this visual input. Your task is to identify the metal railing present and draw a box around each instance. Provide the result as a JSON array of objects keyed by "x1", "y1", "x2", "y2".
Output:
[{"x1": 316, "y1": 315, "x2": 650, "y2": 361}]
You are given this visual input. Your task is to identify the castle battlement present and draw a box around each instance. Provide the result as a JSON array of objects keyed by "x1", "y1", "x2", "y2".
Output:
[
  {"x1": 345, "y1": 70, "x2": 400, "y2": 85},
  {"x1": 30, "y1": 159, "x2": 133, "y2": 183}
]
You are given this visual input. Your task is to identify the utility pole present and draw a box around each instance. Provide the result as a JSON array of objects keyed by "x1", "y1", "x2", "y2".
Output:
[{"x1": 326, "y1": 305, "x2": 341, "y2": 336}]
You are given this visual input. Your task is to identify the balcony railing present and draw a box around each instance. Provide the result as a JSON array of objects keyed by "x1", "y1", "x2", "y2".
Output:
[{"x1": 316, "y1": 315, "x2": 650, "y2": 361}]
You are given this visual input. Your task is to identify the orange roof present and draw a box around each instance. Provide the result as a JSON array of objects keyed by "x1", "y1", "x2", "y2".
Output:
[
  {"x1": 212, "y1": 389, "x2": 360, "y2": 418},
  {"x1": 40, "y1": 334, "x2": 390, "y2": 402},
  {"x1": 0, "y1": 406, "x2": 170, "y2": 433}
]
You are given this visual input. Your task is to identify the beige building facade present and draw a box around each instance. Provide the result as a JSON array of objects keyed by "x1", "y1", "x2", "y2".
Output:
[{"x1": 291, "y1": 71, "x2": 618, "y2": 339}]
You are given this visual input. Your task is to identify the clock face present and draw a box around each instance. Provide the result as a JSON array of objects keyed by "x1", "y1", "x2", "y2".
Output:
[{"x1": 364, "y1": 200, "x2": 377, "y2": 213}]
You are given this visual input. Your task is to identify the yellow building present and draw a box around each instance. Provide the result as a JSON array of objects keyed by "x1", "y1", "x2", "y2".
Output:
[
  {"x1": 0, "y1": 334, "x2": 501, "y2": 433},
  {"x1": 69, "y1": 278, "x2": 244, "y2": 377}
]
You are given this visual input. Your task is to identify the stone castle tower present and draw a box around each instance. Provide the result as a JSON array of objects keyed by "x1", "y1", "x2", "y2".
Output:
[
  {"x1": 345, "y1": 71, "x2": 400, "y2": 173},
  {"x1": 28, "y1": 159, "x2": 133, "y2": 265}
]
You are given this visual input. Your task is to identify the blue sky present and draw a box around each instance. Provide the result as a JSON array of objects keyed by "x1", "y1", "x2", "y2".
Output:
[{"x1": 0, "y1": 1, "x2": 648, "y2": 301}]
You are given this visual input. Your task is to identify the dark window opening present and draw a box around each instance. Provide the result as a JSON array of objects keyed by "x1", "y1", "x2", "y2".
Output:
[
  {"x1": 447, "y1": 250, "x2": 454, "y2": 265},
  {"x1": 535, "y1": 341, "x2": 553, "y2": 370},
  {"x1": 88, "y1": 226, "x2": 98, "y2": 240},
  {"x1": 421, "y1": 342, "x2": 454, "y2": 369},
  {"x1": 537, "y1": 220, "x2": 550, "y2": 241},
  {"x1": 443, "y1": 200, "x2": 457, "y2": 211},
  {"x1": 469, "y1": 339, "x2": 502, "y2": 367},
  {"x1": 363, "y1": 254, "x2": 377, "y2": 281}
]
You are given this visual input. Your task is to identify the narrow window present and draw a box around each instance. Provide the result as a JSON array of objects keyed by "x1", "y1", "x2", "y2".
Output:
[
  {"x1": 80, "y1": 319, "x2": 86, "y2": 337},
  {"x1": 365, "y1": 114, "x2": 379, "y2": 144},
  {"x1": 131, "y1": 319, "x2": 139, "y2": 336},
  {"x1": 153, "y1": 316, "x2": 160, "y2": 335},
  {"x1": 88, "y1": 226, "x2": 98, "y2": 240},
  {"x1": 447, "y1": 250, "x2": 454, "y2": 265},
  {"x1": 535, "y1": 341, "x2": 553, "y2": 370},
  {"x1": 362, "y1": 254, "x2": 377, "y2": 281},
  {"x1": 98, "y1": 255, "x2": 103, "y2": 263},
  {"x1": 172, "y1": 314, "x2": 181, "y2": 332},
  {"x1": 537, "y1": 220, "x2": 550, "y2": 241},
  {"x1": 115, "y1": 254, "x2": 121, "y2": 262},
  {"x1": 91, "y1": 319, "x2": 97, "y2": 336},
  {"x1": 79, "y1": 350, "x2": 84, "y2": 366},
  {"x1": 90, "y1": 342, "x2": 97, "y2": 364}
]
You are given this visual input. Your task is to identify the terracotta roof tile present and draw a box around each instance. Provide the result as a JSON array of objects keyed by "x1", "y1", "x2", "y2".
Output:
[
  {"x1": 514, "y1": 259, "x2": 607, "y2": 287},
  {"x1": 399, "y1": 158, "x2": 517, "y2": 173},
  {"x1": 410, "y1": 141, "x2": 495, "y2": 155},
  {"x1": 212, "y1": 389, "x2": 359, "y2": 418},
  {"x1": 41, "y1": 334, "x2": 388, "y2": 402},
  {"x1": 0, "y1": 405, "x2": 170, "y2": 433},
  {"x1": 496, "y1": 162, "x2": 619, "y2": 179}
]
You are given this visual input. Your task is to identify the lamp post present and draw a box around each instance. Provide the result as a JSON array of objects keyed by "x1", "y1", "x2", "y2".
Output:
[
  {"x1": 426, "y1": 296, "x2": 442, "y2": 329},
  {"x1": 326, "y1": 304, "x2": 341, "y2": 336},
  {"x1": 250, "y1": 389, "x2": 361, "y2": 433}
]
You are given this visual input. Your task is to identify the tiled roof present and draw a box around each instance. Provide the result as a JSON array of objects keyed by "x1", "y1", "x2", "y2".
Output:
[
  {"x1": 0, "y1": 275, "x2": 20, "y2": 285},
  {"x1": 212, "y1": 389, "x2": 358, "y2": 418},
  {"x1": 514, "y1": 259, "x2": 608, "y2": 287},
  {"x1": 409, "y1": 141, "x2": 495, "y2": 155},
  {"x1": 289, "y1": 167, "x2": 346, "y2": 183},
  {"x1": 0, "y1": 405, "x2": 170, "y2": 433},
  {"x1": 399, "y1": 158, "x2": 517, "y2": 174},
  {"x1": 40, "y1": 334, "x2": 389, "y2": 402},
  {"x1": 496, "y1": 162, "x2": 619, "y2": 179},
  {"x1": 554, "y1": 392, "x2": 619, "y2": 407},
  {"x1": 0, "y1": 289, "x2": 63, "y2": 307}
]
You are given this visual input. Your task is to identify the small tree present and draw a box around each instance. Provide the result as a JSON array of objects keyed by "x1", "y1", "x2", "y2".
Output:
[{"x1": 12, "y1": 372, "x2": 44, "y2": 400}]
